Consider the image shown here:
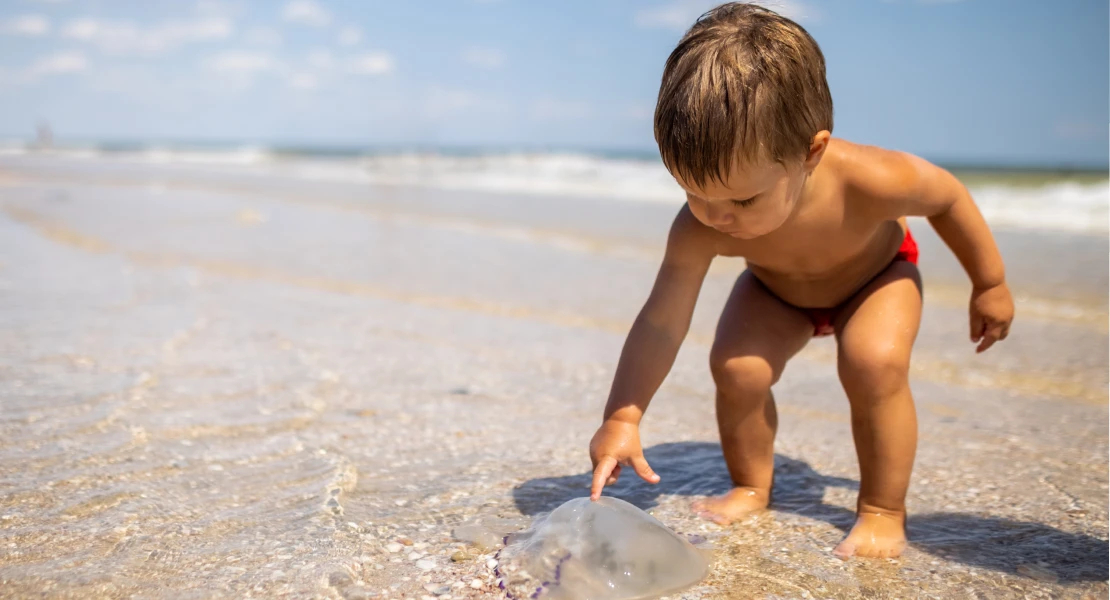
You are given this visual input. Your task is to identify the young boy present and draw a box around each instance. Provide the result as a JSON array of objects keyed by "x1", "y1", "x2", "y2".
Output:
[{"x1": 588, "y1": 3, "x2": 1014, "y2": 559}]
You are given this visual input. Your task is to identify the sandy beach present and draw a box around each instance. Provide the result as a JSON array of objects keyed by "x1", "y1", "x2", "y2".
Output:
[{"x1": 0, "y1": 153, "x2": 1106, "y2": 599}]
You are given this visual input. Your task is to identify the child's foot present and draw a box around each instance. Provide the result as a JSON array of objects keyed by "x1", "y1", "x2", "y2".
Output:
[
  {"x1": 690, "y1": 487, "x2": 769, "y2": 525},
  {"x1": 833, "y1": 511, "x2": 907, "y2": 559}
]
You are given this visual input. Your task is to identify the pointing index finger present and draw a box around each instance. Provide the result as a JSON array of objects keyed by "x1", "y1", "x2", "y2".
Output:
[
  {"x1": 591, "y1": 456, "x2": 616, "y2": 501},
  {"x1": 976, "y1": 325, "x2": 1003, "y2": 353}
]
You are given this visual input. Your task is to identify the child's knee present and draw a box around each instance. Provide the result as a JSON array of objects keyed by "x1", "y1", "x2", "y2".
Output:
[
  {"x1": 837, "y1": 344, "x2": 911, "y2": 399},
  {"x1": 710, "y1": 353, "x2": 777, "y2": 399}
]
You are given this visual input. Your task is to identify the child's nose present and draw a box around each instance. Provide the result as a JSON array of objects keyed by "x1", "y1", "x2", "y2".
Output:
[{"x1": 705, "y1": 203, "x2": 734, "y2": 226}]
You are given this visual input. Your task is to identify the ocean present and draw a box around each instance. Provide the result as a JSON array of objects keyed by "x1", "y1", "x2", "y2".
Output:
[{"x1": 2, "y1": 141, "x2": 1106, "y2": 235}]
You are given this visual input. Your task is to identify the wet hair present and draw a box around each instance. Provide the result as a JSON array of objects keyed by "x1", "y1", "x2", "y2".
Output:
[{"x1": 654, "y1": 2, "x2": 834, "y2": 187}]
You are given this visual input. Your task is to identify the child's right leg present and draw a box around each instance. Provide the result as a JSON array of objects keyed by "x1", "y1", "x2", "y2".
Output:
[{"x1": 692, "y1": 270, "x2": 813, "y2": 525}]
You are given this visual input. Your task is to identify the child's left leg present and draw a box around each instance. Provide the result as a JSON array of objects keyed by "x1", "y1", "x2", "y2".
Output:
[{"x1": 833, "y1": 260, "x2": 922, "y2": 559}]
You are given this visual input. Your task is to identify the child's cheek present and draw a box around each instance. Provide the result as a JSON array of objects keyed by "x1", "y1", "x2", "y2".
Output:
[{"x1": 687, "y1": 199, "x2": 710, "y2": 227}]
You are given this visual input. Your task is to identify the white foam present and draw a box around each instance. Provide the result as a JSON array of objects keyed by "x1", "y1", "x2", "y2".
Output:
[
  {"x1": 3, "y1": 147, "x2": 1106, "y2": 234},
  {"x1": 0, "y1": 140, "x2": 28, "y2": 155},
  {"x1": 970, "y1": 182, "x2": 1108, "y2": 234},
  {"x1": 349, "y1": 152, "x2": 686, "y2": 204},
  {"x1": 137, "y1": 145, "x2": 273, "y2": 165}
]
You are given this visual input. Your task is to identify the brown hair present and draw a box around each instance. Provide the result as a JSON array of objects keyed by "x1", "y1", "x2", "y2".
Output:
[{"x1": 654, "y1": 2, "x2": 833, "y2": 187}]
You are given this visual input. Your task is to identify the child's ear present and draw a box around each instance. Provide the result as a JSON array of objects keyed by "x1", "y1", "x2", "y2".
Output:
[{"x1": 804, "y1": 131, "x2": 831, "y2": 171}]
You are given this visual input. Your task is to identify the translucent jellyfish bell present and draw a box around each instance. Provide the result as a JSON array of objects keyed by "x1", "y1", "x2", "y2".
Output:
[{"x1": 494, "y1": 496, "x2": 708, "y2": 600}]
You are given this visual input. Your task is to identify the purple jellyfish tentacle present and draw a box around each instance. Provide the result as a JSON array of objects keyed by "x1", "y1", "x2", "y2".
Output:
[{"x1": 552, "y1": 551, "x2": 571, "y2": 585}]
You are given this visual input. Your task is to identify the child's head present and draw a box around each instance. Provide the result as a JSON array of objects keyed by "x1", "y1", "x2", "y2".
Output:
[{"x1": 654, "y1": 2, "x2": 833, "y2": 238}]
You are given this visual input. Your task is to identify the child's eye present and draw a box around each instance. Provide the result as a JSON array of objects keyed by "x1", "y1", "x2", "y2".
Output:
[{"x1": 731, "y1": 197, "x2": 756, "y2": 207}]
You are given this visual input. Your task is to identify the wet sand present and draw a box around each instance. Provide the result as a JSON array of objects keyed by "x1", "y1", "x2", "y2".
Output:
[{"x1": 0, "y1": 155, "x2": 1106, "y2": 599}]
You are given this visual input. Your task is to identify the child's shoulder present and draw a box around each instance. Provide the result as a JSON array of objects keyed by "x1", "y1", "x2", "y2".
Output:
[
  {"x1": 822, "y1": 138, "x2": 932, "y2": 209},
  {"x1": 825, "y1": 139, "x2": 921, "y2": 188},
  {"x1": 666, "y1": 203, "x2": 716, "y2": 250}
]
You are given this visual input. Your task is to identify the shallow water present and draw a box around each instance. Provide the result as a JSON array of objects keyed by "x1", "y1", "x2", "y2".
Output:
[{"x1": 0, "y1": 156, "x2": 1107, "y2": 599}]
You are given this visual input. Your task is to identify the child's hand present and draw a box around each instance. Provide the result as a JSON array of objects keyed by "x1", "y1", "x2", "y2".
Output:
[
  {"x1": 589, "y1": 419, "x2": 660, "y2": 500},
  {"x1": 970, "y1": 282, "x2": 1014, "y2": 353}
]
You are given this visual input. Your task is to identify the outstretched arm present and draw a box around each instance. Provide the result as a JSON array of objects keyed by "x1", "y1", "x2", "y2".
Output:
[
  {"x1": 602, "y1": 205, "x2": 714, "y2": 424},
  {"x1": 590, "y1": 205, "x2": 715, "y2": 499}
]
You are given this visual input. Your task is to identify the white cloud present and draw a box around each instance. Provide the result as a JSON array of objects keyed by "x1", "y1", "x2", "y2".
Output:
[
  {"x1": 635, "y1": 0, "x2": 818, "y2": 30},
  {"x1": 349, "y1": 52, "x2": 394, "y2": 75},
  {"x1": 530, "y1": 98, "x2": 593, "y2": 121},
  {"x1": 30, "y1": 51, "x2": 87, "y2": 75},
  {"x1": 244, "y1": 26, "x2": 282, "y2": 46},
  {"x1": 62, "y1": 17, "x2": 232, "y2": 56},
  {"x1": 338, "y1": 26, "x2": 362, "y2": 46},
  {"x1": 282, "y1": 0, "x2": 331, "y2": 27},
  {"x1": 207, "y1": 50, "x2": 276, "y2": 73},
  {"x1": 3, "y1": 14, "x2": 50, "y2": 36},
  {"x1": 288, "y1": 72, "x2": 317, "y2": 90},
  {"x1": 307, "y1": 49, "x2": 334, "y2": 69},
  {"x1": 462, "y1": 47, "x2": 506, "y2": 69},
  {"x1": 0, "y1": 49, "x2": 87, "y2": 87},
  {"x1": 634, "y1": 1, "x2": 702, "y2": 30}
]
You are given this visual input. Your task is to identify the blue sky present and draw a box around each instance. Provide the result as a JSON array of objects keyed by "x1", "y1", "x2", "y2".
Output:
[{"x1": 0, "y1": 0, "x2": 1105, "y2": 166}]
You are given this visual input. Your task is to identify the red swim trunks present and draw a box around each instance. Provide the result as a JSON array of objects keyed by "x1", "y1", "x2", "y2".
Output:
[{"x1": 803, "y1": 228, "x2": 919, "y2": 337}]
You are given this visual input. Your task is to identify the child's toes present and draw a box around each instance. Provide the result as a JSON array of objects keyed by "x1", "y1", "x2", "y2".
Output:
[{"x1": 832, "y1": 542, "x2": 855, "y2": 560}]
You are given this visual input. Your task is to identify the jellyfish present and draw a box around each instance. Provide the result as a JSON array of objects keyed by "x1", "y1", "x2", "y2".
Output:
[{"x1": 492, "y1": 496, "x2": 709, "y2": 600}]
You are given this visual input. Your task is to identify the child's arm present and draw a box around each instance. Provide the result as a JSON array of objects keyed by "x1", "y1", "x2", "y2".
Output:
[
  {"x1": 589, "y1": 205, "x2": 715, "y2": 499},
  {"x1": 850, "y1": 149, "x2": 1015, "y2": 353}
]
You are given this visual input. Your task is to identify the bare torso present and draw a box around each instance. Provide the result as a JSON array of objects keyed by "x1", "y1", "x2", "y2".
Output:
[{"x1": 697, "y1": 141, "x2": 910, "y2": 309}]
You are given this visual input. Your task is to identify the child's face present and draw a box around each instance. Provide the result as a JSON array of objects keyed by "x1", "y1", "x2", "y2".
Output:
[{"x1": 673, "y1": 158, "x2": 810, "y2": 240}]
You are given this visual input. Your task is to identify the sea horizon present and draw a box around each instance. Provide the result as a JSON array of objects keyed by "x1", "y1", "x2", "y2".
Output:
[{"x1": 1, "y1": 136, "x2": 1107, "y2": 174}]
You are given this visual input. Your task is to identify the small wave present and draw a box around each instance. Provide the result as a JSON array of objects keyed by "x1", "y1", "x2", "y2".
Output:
[
  {"x1": 0, "y1": 142, "x2": 274, "y2": 164},
  {"x1": 971, "y1": 182, "x2": 1108, "y2": 234},
  {"x1": 5, "y1": 146, "x2": 1106, "y2": 233},
  {"x1": 352, "y1": 152, "x2": 685, "y2": 203},
  {"x1": 0, "y1": 140, "x2": 29, "y2": 156},
  {"x1": 136, "y1": 145, "x2": 273, "y2": 166}
]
